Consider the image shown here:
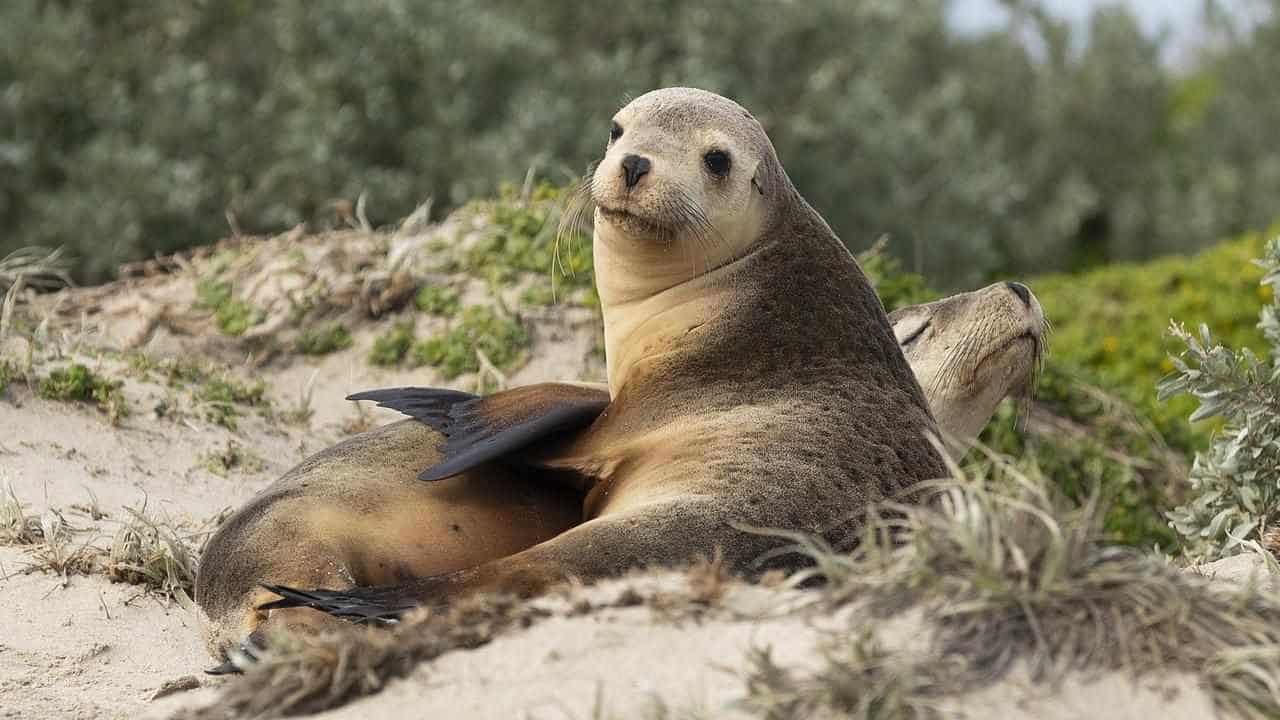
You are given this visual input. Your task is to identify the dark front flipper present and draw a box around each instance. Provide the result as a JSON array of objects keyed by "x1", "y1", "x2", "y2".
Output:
[
  {"x1": 258, "y1": 582, "x2": 432, "y2": 625},
  {"x1": 346, "y1": 387, "x2": 478, "y2": 433},
  {"x1": 348, "y1": 383, "x2": 610, "y2": 481}
]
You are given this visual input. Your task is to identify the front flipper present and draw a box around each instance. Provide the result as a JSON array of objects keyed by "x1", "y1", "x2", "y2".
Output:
[
  {"x1": 258, "y1": 582, "x2": 431, "y2": 624},
  {"x1": 349, "y1": 383, "x2": 610, "y2": 481}
]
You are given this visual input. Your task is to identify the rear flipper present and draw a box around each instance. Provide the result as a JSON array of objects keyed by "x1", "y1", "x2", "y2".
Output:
[{"x1": 348, "y1": 383, "x2": 610, "y2": 481}]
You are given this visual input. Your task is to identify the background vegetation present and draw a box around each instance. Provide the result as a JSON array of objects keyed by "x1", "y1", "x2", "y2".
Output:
[
  {"x1": 5, "y1": 0, "x2": 1280, "y2": 288},
  {"x1": 861, "y1": 223, "x2": 1275, "y2": 551},
  {"x1": 7, "y1": 0, "x2": 1280, "y2": 555}
]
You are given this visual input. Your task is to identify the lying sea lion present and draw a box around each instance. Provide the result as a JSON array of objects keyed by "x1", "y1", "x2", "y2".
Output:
[
  {"x1": 254, "y1": 86, "x2": 949, "y2": 622},
  {"x1": 196, "y1": 279, "x2": 1043, "y2": 661}
]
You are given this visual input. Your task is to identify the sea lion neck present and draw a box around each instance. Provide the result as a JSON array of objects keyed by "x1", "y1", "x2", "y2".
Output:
[{"x1": 595, "y1": 228, "x2": 774, "y2": 397}]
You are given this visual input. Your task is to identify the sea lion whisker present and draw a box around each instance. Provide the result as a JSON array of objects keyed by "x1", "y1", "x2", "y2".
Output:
[
  {"x1": 675, "y1": 189, "x2": 719, "y2": 275},
  {"x1": 678, "y1": 189, "x2": 718, "y2": 247},
  {"x1": 931, "y1": 335, "x2": 971, "y2": 388},
  {"x1": 674, "y1": 196, "x2": 707, "y2": 275},
  {"x1": 667, "y1": 194, "x2": 699, "y2": 277},
  {"x1": 555, "y1": 174, "x2": 597, "y2": 286}
]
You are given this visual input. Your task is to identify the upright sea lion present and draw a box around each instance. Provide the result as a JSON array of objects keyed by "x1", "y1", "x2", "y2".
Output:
[
  {"x1": 196, "y1": 279, "x2": 1044, "y2": 660},
  {"x1": 257, "y1": 86, "x2": 949, "y2": 622}
]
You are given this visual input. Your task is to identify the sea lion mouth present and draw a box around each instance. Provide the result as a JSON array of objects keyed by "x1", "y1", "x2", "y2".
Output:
[
  {"x1": 597, "y1": 205, "x2": 672, "y2": 237},
  {"x1": 972, "y1": 331, "x2": 1042, "y2": 384}
]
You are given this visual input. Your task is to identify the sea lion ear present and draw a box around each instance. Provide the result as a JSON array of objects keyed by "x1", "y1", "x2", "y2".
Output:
[{"x1": 751, "y1": 164, "x2": 766, "y2": 196}]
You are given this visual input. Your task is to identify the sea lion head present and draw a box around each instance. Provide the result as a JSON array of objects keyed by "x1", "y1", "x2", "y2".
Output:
[
  {"x1": 889, "y1": 281, "x2": 1047, "y2": 444},
  {"x1": 572, "y1": 87, "x2": 788, "y2": 303}
]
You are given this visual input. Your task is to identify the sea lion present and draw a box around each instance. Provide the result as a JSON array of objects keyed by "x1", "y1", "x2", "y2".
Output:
[
  {"x1": 890, "y1": 280, "x2": 1045, "y2": 446},
  {"x1": 256, "y1": 86, "x2": 948, "y2": 622},
  {"x1": 195, "y1": 280, "x2": 1044, "y2": 661}
]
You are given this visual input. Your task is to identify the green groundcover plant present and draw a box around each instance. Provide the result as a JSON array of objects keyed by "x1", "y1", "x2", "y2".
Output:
[{"x1": 1160, "y1": 236, "x2": 1280, "y2": 560}]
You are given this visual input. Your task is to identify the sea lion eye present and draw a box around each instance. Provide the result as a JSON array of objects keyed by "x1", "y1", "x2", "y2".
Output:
[
  {"x1": 704, "y1": 150, "x2": 731, "y2": 177},
  {"x1": 898, "y1": 318, "x2": 931, "y2": 346},
  {"x1": 610, "y1": 122, "x2": 624, "y2": 142}
]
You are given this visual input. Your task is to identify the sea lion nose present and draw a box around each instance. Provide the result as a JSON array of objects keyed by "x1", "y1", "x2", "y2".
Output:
[
  {"x1": 621, "y1": 154, "x2": 651, "y2": 189},
  {"x1": 1005, "y1": 281, "x2": 1032, "y2": 309}
]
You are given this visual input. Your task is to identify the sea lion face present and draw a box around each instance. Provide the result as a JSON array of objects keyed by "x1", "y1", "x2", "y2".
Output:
[
  {"x1": 588, "y1": 88, "x2": 776, "y2": 290},
  {"x1": 889, "y1": 281, "x2": 1046, "y2": 443}
]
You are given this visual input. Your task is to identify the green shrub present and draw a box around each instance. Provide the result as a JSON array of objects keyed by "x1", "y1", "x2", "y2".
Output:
[
  {"x1": 410, "y1": 306, "x2": 529, "y2": 379},
  {"x1": 850, "y1": 229, "x2": 1272, "y2": 550},
  {"x1": 9, "y1": 2, "x2": 1280, "y2": 293},
  {"x1": 37, "y1": 364, "x2": 128, "y2": 422},
  {"x1": 1026, "y1": 229, "x2": 1274, "y2": 453},
  {"x1": 125, "y1": 353, "x2": 269, "y2": 430},
  {"x1": 977, "y1": 362, "x2": 1183, "y2": 549},
  {"x1": 519, "y1": 284, "x2": 557, "y2": 307},
  {"x1": 195, "y1": 376, "x2": 268, "y2": 431},
  {"x1": 1159, "y1": 236, "x2": 1280, "y2": 560},
  {"x1": 368, "y1": 320, "x2": 416, "y2": 367},
  {"x1": 465, "y1": 184, "x2": 592, "y2": 289},
  {"x1": 855, "y1": 241, "x2": 939, "y2": 312},
  {"x1": 195, "y1": 277, "x2": 261, "y2": 337},
  {"x1": 294, "y1": 322, "x2": 353, "y2": 356},
  {"x1": 414, "y1": 285, "x2": 461, "y2": 316}
]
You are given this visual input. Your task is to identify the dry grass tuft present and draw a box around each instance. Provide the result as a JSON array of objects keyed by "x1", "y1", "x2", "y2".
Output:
[
  {"x1": 23, "y1": 507, "x2": 102, "y2": 579},
  {"x1": 1, "y1": 246, "x2": 71, "y2": 351},
  {"x1": 278, "y1": 368, "x2": 319, "y2": 427},
  {"x1": 3, "y1": 485, "x2": 221, "y2": 603},
  {"x1": 339, "y1": 397, "x2": 375, "y2": 436},
  {"x1": 740, "y1": 630, "x2": 957, "y2": 720},
  {"x1": 0, "y1": 246, "x2": 72, "y2": 292},
  {"x1": 188, "y1": 594, "x2": 550, "y2": 719},
  {"x1": 0, "y1": 483, "x2": 42, "y2": 545},
  {"x1": 107, "y1": 504, "x2": 207, "y2": 605},
  {"x1": 645, "y1": 550, "x2": 735, "y2": 620},
  {"x1": 3, "y1": 485, "x2": 101, "y2": 576},
  {"x1": 759, "y1": 446, "x2": 1280, "y2": 719},
  {"x1": 197, "y1": 440, "x2": 265, "y2": 477},
  {"x1": 71, "y1": 487, "x2": 108, "y2": 521}
]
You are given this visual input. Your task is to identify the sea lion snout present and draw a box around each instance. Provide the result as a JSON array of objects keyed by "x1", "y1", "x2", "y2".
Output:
[
  {"x1": 621, "y1": 154, "x2": 651, "y2": 189},
  {"x1": 1005, "y1": 281, "x2": 1033, "y2": 309},
  {"x1": 1013, "y1": 282, "x2": 1045, "y2": 335}
]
